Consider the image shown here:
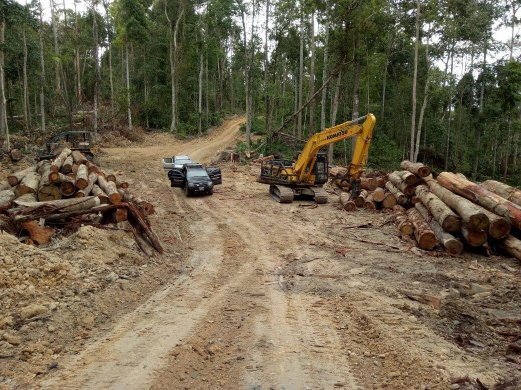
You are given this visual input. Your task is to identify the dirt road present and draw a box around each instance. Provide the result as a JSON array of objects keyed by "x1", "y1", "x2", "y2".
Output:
[{"x1": 40, "y1": 117, "x2": 521, "y2": 389}]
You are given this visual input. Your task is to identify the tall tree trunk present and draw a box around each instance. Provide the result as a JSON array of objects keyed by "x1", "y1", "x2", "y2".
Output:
[
  {"x1": 240, "y1": 2, "x2": 253, "y2": 153},
  {"x1": 38, "y1": 1, "x2": 46, "y2": 133},
  {"x1": 472, "y1": 43, "x2": 487, "y2": 180},
  {"x1": 0, "y1": 19, "x2": 9, "y2": 149},
  {"x1": 330, "y1": 70, "x2": 342, "y2": 164},
  {"x1": 297, "y1": 12, "x2": 304, "y2": 139},
  {"x1": 205, "y1": 54, "x2": 209, "y2": 129},
  {"x1": 308, "y1": 11, "x2": 316, "y2": 134},
  {"x1": 198, "y1": 49, "x2": 203, "y2": 136},
  {"x1": 410, "y1": 0, "x2": 421, "y2": 162},
  {"x1": 444, "y1": 41, "x2": 455, "y2": 170},
  {"x1": 92, "y1": 0, "x2": 99, "y2": 133},
  {"x1": 321, "y1": 23, "x2": 332, "y2": 161},
  {"x1": 352, "y1": 39, "x2": 361, "y2": 157},
  {"x1": 414, "y1": 28, "x2": 429, "y2": 163},
  {"x1": 166, "y1": 5, "x2": 184, "y2": 133},
  {"x1": 50, "y1": 0, "x2": 61, "y2": 103},
  {"x1": 264, "y1": 0, "x2": 270, "y2": 135},
  {"x1": 22, "y1": 20, "x2": 30, "y2": 129},
  {"x1": 75, "y1": 0, "x2": 82, "y2": 103},
  {"x1": 125, "y1": 43, "x2": 132, "y2": 131}
]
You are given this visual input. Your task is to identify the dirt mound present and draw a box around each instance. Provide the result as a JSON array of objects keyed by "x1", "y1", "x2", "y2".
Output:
[{"x1": 0, "y1": 226, "x2": 143, "y2": 372}]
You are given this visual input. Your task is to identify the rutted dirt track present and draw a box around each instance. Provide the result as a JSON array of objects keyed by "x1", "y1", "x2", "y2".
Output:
[{"x1": 37, "y1": 117, "x2": 521, "y2": 389}]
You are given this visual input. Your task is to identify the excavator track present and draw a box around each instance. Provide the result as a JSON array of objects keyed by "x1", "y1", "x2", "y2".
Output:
[
  {"x1": 312, "y1": 187, "x2": 329, "y2": 204},
  {"x1": 269, "y1": 185, "x2": 294, "y2": 203}
]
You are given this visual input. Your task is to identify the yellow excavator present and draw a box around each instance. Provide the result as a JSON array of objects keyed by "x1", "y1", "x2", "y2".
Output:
[{"x1": 258, "y1": 114, "x2": 376, "y2": 203}]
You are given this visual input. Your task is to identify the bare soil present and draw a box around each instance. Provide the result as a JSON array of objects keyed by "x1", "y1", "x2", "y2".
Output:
[{"x1": 1, "y1": 116, "x2": 521, "y2": 389}]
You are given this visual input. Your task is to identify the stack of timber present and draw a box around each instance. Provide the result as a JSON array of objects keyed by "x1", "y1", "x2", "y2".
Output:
[
  {"x1": 0, "y1": 149, "x2": 162, "y2": 254},
  {"x1": 333, "y1": 169, "x2": 415, "y2": 212},
  {"x1": 387, "y1": 160, "x2": 521, "y2": 260}
]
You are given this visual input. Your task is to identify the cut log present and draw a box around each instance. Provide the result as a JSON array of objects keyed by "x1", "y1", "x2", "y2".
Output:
[
  {"x1": 75, "y1": 164, "x2": 89, "y2": 190},
  {"x1": 389, "y1": 171, "x2": 416, "y2": 196},
  {"x1": 461, "y1": 226, "x2": 487, "y2": 247},
  {"x1": 437, "y1": 172, "x2": 521, "y2": 231},
  {"x1": 396, "y1": 214, "x2": 414, "y2": 235},
  {"x1": 480, "y1": 209, "x2": 511, "y2": 240},
  {"x1": 0, "y1": 190, "x2": 16, "y2": 210},
  {"x1": 116, "y1": 179, "x2": 129, "y2": 189},
  {"x1": 0, "y1": 181, "x2": 11, "y2": 191},
  {"x1": 385, "y1": 182, "x2": 407, "y2": 205},
  {"x1": 393, "y1": 204, "x2": 415, "y2": 235},
  {"x1": 333, "y1": 178, "x2": 352, "y2": 191},
  {"x1": 7, "y1": 166, "x2": 36, "y2": 186},
  {"x1": 92, "y1": 184, "x2": 109, "y2": 204},
  {"x1": 361, "y1": 177, "x2": 378, "y2": 191},
  {"x1": 38, "y1": 184, "x2": 62, "y2": 201},
  {"x1": 62, "y1": 155, "x2": 74, "y2": 174},
  {"x1": 400, "y1": 160, "x2": 431, "y2": 177},
  {"x1": 353, "y1": 190, "x2": 367, "y2": 208},
  {"x1": 340, "y1": 193, "x2": 357, "y2": 211},
  {"x1": 97, "y1": 176, "x2": 122, "y2": 204},
  {"x1": 37, "y1": 163, "x2": 62, "y2": 201},
  {"x1": 76, "y1": 173, "x2": 98, "y2": 197},
  {"x1": 50, "y1": 148, "x2": 72, "y2": 172},
  {"x1": 415, "y1": 203, "x2": 463, "y2": 255},
  {"x1": 111, "y1": 208, "x2": 128, "y2": 223},
  {"x1": 329, "y1": 166, "x2": 348, "y2": 177},
  {"x1": 12, "y1": 196, "x2": 101, "y2": 222},
  {"x1": 372, "y1": 187, "x2": 385, "y2": 202},
  {"x1": 15, "y1": 193, "x2": 37, "y2": 203},
  {"x1": 15, "y1": 172, "x2": 41, "y2": 197},
  {"x1": 71, "y1": 150, "x2": 88, "y2": 164},
  {"x1": 424, "y1": 176, "x2": 489, "y2": 230},
  {"x1": 415, "y1": 185, "x2": 461, "y2": 233},
  {"x1": 58, "y1": 174, "x2": 77, "y2": 197},
  {"x1": 397, "y1": 170, "x2": 420, "y2": 186},
  {"x1": 376, "y1": 176, "x2": 388, "y2": 188},
  {"x1": 85, "y1": 161, "x2": 100, "y2": 175},
  {"x1": 72, "y1": 163, "x2": 80, "y2": 174},
  {"x1": 118, "y1": 188, "x2": 155, "y2": 215},
  {"x1": 481, "y1": 180, "x2": 521, "y2": 208},
  {"x1": 21, "y1": 220, "x2": 55, "y2": 245},
  {"x1": 364, "y1": 193, "x2": 376, "y2": 210},
  {"x1": 10, "y1": 149, "x2": 23, "y2": 162},
  {"x1": 499, "y1": 235, "x2": 521, "y2": 262},
  {"x1": 382, "y1": 192, "x2": 397, "y2": 209},
  {"x1": 407, "y1": 208, "x2": 438, "y2": 250}
]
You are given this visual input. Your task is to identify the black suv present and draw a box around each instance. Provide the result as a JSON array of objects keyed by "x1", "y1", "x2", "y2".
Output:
[{"x1": 168, "y1": 163, "x2": 222, "y2": 196}]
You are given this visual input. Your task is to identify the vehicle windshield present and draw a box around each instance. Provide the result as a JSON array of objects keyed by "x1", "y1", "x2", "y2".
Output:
[{"x1": 186, "y1": 168, "x2": 208, "y2": 179}]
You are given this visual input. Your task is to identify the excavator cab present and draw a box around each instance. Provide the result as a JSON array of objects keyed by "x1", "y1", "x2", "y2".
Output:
[{"x1": 314, "y1": 154, "x2": 328, "y2": 185}]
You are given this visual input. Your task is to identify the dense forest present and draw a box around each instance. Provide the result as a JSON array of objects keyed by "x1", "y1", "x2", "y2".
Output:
[{"x1": 0, "y1": 0, "x2": 520, "y2": 183}]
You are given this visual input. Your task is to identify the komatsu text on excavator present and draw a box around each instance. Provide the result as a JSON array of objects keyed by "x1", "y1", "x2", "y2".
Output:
[{"x1": 258, "y1": 114, "x2": 376, "y2": 203}]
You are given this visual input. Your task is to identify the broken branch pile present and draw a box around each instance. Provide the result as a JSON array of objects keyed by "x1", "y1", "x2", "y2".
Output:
[{"x1": 0, "y1": 149, "x2": 162, "y2": 254}]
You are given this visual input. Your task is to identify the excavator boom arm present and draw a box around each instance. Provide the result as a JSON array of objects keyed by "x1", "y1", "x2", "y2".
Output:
[{"x1": 293, "y1": 114, "x2": 376, "y2": 181}]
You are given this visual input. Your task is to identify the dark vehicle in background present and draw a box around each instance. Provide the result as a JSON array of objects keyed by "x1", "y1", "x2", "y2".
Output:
[
  {"x1": 162, "y1": 155, "x2": 194, "y2": 170},
  {"x1": 168, "y1": 163, "x2": 222, "y2": 196},
  {"x1": 38, "y1": 131, "x2": 95, "y2": 161}
]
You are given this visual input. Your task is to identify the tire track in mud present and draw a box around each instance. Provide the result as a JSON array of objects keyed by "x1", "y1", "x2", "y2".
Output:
[
  {"x1": 43, "y1": 192, "x2": 257, "y2": 390},
  {"x1": 154, "y1": 198, "x2": 361, "y2": 389}
]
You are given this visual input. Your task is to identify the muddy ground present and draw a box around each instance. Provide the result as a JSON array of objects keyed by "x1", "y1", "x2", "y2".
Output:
[{"x1": 1, "y1": 116, "x2": 520, "y2": 389}]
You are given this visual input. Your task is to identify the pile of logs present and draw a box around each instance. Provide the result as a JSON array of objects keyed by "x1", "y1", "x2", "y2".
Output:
[
  {"x1": 0, "y1": 148, "x2": 162, "y2": 254},
  {"x1": 333, "y1": 167, "x2": 413, "y2": 213},
  {"x1": 333, "y1": 161, "x2": 521, "y2": 261}
]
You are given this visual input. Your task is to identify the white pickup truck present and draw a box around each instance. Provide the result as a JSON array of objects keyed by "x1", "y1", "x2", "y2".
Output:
[{"x1": 162, "y1": 155, "x2": 194, "y2": 170}]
